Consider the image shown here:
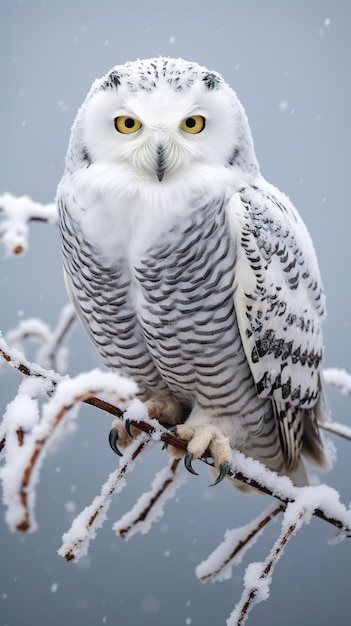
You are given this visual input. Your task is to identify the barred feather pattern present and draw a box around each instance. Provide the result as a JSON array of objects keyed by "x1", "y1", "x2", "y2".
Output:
[
  {"x1": 231, "y1": 184, "x2": 325, "y2": 409},
  {"x1": 58, "y1": 193, "x2": 289, "y2": 475},
  {"x1": 58, "y1": 198, "x2": 170, "y2": 396}
]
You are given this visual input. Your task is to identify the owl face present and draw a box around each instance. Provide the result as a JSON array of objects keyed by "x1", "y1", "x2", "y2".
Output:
[
  {"x1": 82, "y1": 82, "x2": 236, "y2": 186},
  {"x1": 72, "y1": 57, "x2": 259, "y2": 202}
]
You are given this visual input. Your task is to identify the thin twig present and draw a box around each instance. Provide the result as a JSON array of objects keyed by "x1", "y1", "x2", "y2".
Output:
[
  {"x1": 320, "y1": 421, "x2": 351, "y2": 442},
  {"x1": 16, "y1": 392, "x2": 96, "y2": 532},
  {"x1": 198, "y1": 504, "x2": 283, "y2": 583},
  {"x1": 61, "y1": 436, "x2": 150, "y2": 562},
  {"x1": 0, "y1": 344, "x2": 40, "y2": 379},
  {"x1": 116, "y1": 458, "x2": 182, "y2": 539},
  {"x1": 232, "y1": 507, "x2": 308, "y2": 626}
]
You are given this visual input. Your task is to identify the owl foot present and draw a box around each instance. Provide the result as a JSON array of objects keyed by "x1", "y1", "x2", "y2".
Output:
[
  {"x1": 109, "y1": 395, "x2": 184, "y2": 457},
  {"x1": 144, "y1": 395, "x2": 185, "y2": 427},
  {"x1": 170, "y1": 423, "x2": 233, "y2": 486},
  {"x1": 108, "y1": 418, "x2": 141, "y2": 456}
]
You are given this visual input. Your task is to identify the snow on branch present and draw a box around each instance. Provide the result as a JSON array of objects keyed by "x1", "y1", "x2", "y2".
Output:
[
  {"x1": 0, "y1": 336, "x2": 137, "y2": 531},
  {"x1": 196, "y1": 503, "x2": 283, "y2": 583},
  {"x1": 324, "y1": 367, "x2": 351, "y2": 396},
  {"x1": 228, "y1": 500, "x2": 312, "y2": 625},
  {"x1": 113, "y1": 457, "x2": 186, "y2": 540},
  {"x1": 2, "y1": 304, "x2": 76, "y2": 374},
  {"x1": 59, "y1": 433, "x2": 154, "y2": 562},
  {"x1": 0, "y1": 332, "x2": 62, "y2": 389},
  {"x1": 1, "y1": 335, "x2": 351, "y2": 538},
  {"x1": 0, "y1": 193, "x2": 57, "y2": 256}
]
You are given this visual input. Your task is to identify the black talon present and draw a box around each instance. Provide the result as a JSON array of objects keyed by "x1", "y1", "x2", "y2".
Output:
[
  {"x1": 208, "y1": 460, "x2": 231, "y2": 487},
  {"x1": 184, "y1": 451, "x2": 199, "y2": 476},
  {"x1": 125, "y1": 418, "x2": 133, "y2": 438},
  {"x1": 108, "y1": 428, "x2": 123, "y2": 457}
]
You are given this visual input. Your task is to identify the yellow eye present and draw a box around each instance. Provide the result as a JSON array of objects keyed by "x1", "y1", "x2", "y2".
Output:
[
  {"x1": 180, "y1": 115, "x2": 205, "y2": 134},
  {"x1": 114, "y1": 116, "x2": 142, "y2": 134}
]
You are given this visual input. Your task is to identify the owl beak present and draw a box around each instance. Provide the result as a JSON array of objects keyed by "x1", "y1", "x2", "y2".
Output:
[
  {"x1": 155, "y1": 144, "x2": 166, "y2": 182},
  {"x1": 157, "y1": 169, "x2": 165, "y2": 182}
]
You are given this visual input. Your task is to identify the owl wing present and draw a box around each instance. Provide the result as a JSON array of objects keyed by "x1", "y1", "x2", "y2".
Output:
[{"x1": 227, "y1": 183, "x2": 328, "y2": 469}]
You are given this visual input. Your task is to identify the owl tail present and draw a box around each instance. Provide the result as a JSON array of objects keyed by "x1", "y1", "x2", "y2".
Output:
[{"x1": 287, "y1": 459, "x2": 309, "y2": 487}]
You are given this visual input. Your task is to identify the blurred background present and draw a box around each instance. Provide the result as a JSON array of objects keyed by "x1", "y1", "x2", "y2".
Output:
[{"x1": 1, "y1": 1, "x2": 350, "y2": 624}]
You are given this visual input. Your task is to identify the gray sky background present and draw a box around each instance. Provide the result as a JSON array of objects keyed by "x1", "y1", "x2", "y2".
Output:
[{"x1": 1, "y1": 2, "x2": 350, "y2": 625}]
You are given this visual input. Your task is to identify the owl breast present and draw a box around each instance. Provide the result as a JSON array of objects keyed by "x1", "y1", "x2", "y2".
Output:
[
  {"x1": 134, "y1": 195, "x2": 249, "y2": 412},
  {"x1": 61, "y1": 190, "x2": 259, "y2": 413}
]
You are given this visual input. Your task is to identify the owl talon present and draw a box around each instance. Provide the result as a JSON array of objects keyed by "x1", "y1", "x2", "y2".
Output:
[
  {"x1": 108, "y1": 428, "x2": 123, "y2": 457},
  {"x1": 184, "y1": 451, "x2": 199, "y2": 476},
  {"x1": 208, "y1": 460, "x2": 231, "y2": 487},
  {"x1": 125, "y1": 418, "x2": 134, "y2": 438}
]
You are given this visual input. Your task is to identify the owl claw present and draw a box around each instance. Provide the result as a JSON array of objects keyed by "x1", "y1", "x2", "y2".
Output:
[
  {"x1": 184, "y1": 451, "x2": 199, "y2": 476},
  {"x1": 124, "y1": 418, "x2": 133, "y2": 438},
  {"x1": 208, "y1": 460, "x2": 231, "y2": 487},
  {"x1": 108, "y1": 428, "x2": 123, "y2": 457}
]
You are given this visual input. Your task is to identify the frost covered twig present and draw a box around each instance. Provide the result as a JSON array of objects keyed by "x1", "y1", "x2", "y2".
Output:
[
  {"x1": 0, "y1": 362, "x2": 137, "y2": 532},
  {"x1": 228, "y1": 502, "x2": 311, "y2": 626},
  {"x1": 0, "y1": 333, "x2": 62, "y2": 385},
  {"x1": 319, "y1": 421, "x2": 351, "y2": 442},
  {"x1": 196, "y1": 503, "x2": 283, "y2": 583},
  {"x1": 324, "y1": 367, "x2": 351, "y2": 396},
  {"x1": 0, "y1": 192, "x2": 56, "y2": 255},
  {"x1": 2, "y1": 303, "x2": 76, "y2": 373},
  {"x1": 0, "y1": 335, "x2": 125, "y2": 422},
  {"x1": 113, "y1": 457, "x2": 185, "y2": 539},
  {"x1": 59, "y1": 433, "x2": 152, "y2": 562}
]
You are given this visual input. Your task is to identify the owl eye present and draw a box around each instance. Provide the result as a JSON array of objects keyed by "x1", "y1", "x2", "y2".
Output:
[
  {"x1": 180, "y1": 115, "x2": 205, "y2": 134},
  {"x1": 114, "y1": 116, "x2": 142, "y2": 134}
]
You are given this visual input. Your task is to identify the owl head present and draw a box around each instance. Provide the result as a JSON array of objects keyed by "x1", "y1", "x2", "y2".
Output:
[{"x1": 66, "y1": 57, "x2": 259, "y2": 202}]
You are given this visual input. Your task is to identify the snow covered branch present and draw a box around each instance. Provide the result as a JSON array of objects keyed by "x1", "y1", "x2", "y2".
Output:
[
  {"x1": 0, "y1": 193, "x2": 57, "y2": 256},
  {"x1": 196, "y1": 503, "x2": 284, "y2": 583},
  {"x1": 2, "y1": 304, "x2": 76, "y2": 375},
  {"x1": 59, "y1": 433, "x2": 154, "y2": 562},
  {"x1": 228, "y1": 501, "x2": 312, "y2": 625},
  {"x1": 0, "y1": 342, "x2": 137, "y2": 531},
  {"x1": 113, "y1": 457, "x2": 185, "y2": 540},
  {"x1": 1, "y1": 336, "x2": 351, "y2": 537}
]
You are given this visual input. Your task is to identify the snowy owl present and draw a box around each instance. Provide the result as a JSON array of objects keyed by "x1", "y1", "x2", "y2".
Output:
[{"x1": 57, "y1": 56, "x2": 329, "y2": 488}]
